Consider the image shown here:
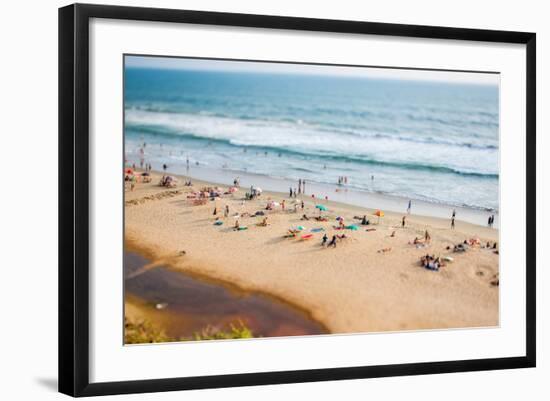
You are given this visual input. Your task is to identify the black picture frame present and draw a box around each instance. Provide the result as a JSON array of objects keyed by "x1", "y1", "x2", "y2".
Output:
[{"x1": 59, "y1": 3, "x2": 536, "y2": 397}]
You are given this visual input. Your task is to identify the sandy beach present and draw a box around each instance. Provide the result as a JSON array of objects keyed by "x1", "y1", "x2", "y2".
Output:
[{"x1": 124, "y1": 169, "x2": 499, "y2": 336}]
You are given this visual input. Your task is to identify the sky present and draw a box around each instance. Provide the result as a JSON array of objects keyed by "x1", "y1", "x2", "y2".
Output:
[{"x1": 125, "y1": 55, "x2": 499, "y2": 86}]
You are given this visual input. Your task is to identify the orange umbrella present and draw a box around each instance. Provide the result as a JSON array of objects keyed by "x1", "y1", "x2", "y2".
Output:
[{"x1": 374, "y1": 210, "x2": 384, "y2": 224}]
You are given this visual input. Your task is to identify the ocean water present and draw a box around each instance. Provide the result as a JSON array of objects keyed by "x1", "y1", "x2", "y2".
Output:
[{"x1": 124, "y1": 67, "x2": 499, "y2": 211}]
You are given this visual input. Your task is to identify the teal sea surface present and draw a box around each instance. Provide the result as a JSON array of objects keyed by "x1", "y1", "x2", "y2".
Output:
[{"x1": 124, "y1": 66, "x2": 499, "y2": 211}]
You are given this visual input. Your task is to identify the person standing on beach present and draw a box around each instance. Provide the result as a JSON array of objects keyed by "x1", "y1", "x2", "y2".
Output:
[
  {"x1": 322, "y1": 233, "x2": 328, "y2": 246},
  {"x1": 402, "y1": 216, "x2": 406, "y2": 228},
  {"x1": 328, "y1": 235, "x2": 337, "y2": 248},
  {"x1": 293, "y1": 188, "x2": 297, "y2": 198},
  {"x1": 303, "y1": 179, "x2": 306, "y2": 194},
  {"x1": 298, "y1": 179, "x2": 302, "y2": 194},
  {"x1": 488, "y1": 216, "x2": 492, "y2": 227},
  {"x1": 301, "y1": 200, "x2": 304, "y2": 210},
  {"x1": 163, "y1": 163, "x2": 167, "y2": 172},
  {"x1": 451, "y1": 216, "x2": 455, "y2": 229},
  {"x1": 289, "y1": 187, "x2": 293, "y2": 198},
  {"x1": 452, "y1": 209, "x2": 456, "y2": 219},
  {"x1": 282, "y1": 200, "x2": 286, "y2": 211},
  {"x1": 224, "y1": 205, "x2": 229, "y2": 218},
  {"x1": 407, "y1": 200, "x2": 412, "y2": 214}
]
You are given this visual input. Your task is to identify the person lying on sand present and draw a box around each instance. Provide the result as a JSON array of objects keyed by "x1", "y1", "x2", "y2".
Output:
[
  {"x1": 284, "y1": 229, "x2": 300, "y2": 238},
  {"x1": 390, "y1": 231, "x2": 396, "y2": 237},
  {"x1": 420, "y1": 254, "x2": 445, "y2": 271},
  {"x1": 408, "y1": 237, "x2": 424, "y2": 245},
  {"x1": 377, "y1": 247, "x2": 392, "y2": 253},
  {"x1": 453, "y1": 243, "x2": 468, "y2": 252},
  {"x1": 301, "y1": 214, "x2": 310, "y2": 221},
  {"x1": 314, "y1": 216, "x2": 328, "y2": 222}
]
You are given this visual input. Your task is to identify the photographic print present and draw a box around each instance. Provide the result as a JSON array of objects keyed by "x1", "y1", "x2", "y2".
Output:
[{"x1": 123, "y1": 55, "x2": 500, "y2": 344}]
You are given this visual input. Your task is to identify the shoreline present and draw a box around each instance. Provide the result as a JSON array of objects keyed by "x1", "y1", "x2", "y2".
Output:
[
  {"x1": 125, "y1": 169, "x2": 499, "y2": 335},
  {"x1": 127, "y1": 160, "x2": 498, "y2": 228}
]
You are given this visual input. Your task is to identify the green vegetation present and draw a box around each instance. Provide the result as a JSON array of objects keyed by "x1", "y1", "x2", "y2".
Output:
[
  {"x1": 124, "y1": 317, "x2": 172, "y2": 344},
  {"x1": 124, "y1": 317, "x2": 254, "y2": 344},
  {"x1": 191, "y1": 321, "x2": 254, "y2": 341}
]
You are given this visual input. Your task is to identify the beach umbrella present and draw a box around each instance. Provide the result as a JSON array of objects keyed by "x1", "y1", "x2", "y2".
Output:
[
  {"x1": 346, "y1": 224, "x2": 359, "y2": 231},
  {"x1": 125, "y1": 168, "x2": 133, "y2": 175},
  {"x1": 297, "y1": 225, "x2": 306, "y2": 231},
  {"x1": 374, "y1": 210, "x2": 384, "y2": 224},
  {"x1": 315, "y1": 204, "x2": 328, "y2": 211},
  {"x1": 336, "y1": 216, "x2": 343, "y2": 221}
]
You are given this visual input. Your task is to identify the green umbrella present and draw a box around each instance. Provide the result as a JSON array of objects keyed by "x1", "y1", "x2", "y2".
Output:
[{"x1": 315, "y1": 204, "x2": 328, "y2": 211}]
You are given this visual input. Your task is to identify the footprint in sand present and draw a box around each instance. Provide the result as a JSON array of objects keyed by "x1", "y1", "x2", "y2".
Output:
[{"x1": 471, "y1": 264, "x2": 498, "y2": 287}]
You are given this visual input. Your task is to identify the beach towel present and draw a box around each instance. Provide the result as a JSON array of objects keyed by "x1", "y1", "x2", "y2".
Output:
[
  {"x1": 301, "y1": 234, "x2": 313, "y2": 240},
  {"x1": 213, "y1": 221, "x2": 223, "y2": 226},
  {"x1": 311, "y1": 228, "x2": 325, "y2": 232}
]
